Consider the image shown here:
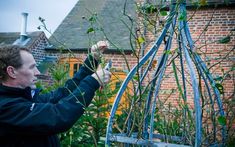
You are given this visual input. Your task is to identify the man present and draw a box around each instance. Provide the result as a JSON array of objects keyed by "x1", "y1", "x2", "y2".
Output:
[{"x1": 0, "y1": 41, "x2": 111, "y2": 146}]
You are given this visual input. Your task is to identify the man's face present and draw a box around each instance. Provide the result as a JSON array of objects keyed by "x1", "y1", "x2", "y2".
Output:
[{"x1": 14, "y1": 50, "x2": 40, "y2": 89}]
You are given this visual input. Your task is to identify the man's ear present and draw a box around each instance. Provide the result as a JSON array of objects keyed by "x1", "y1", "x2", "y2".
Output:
[{"x1": 6, "y1": 66, "x2": 17, "y2": 79}]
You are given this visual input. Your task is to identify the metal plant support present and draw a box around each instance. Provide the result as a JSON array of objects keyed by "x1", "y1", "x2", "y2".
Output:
[{"x1": 105, "y1": 0, "x2": 226, "y2": 146}]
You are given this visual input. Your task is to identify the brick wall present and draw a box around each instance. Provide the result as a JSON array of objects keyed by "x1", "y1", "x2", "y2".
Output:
[
  {"x1": 188, "y1": 7, "x2": 234, "y2": 100},
  {"x1": 29, "y1": 32, "x2": 50, "y2": 65},
  {"x1": 45, "y1": 50, "x2": 137, "y2": 71},
  {"x1": 134, "y1": 3, "x2": 235, "y2": 108}
]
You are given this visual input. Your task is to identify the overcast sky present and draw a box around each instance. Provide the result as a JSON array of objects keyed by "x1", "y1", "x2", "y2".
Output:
[{"x1": 0, "y1": 0, "x2": 78, "y2": 37}]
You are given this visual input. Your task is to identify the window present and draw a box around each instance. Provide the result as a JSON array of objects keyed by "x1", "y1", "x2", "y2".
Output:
[{"x1": 59, "y1": 57, "x2": 82, "y2": 77}]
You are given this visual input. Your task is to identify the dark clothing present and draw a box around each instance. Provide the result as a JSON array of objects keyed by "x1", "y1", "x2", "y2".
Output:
[{"x1": 0, "y1": 56, "x2": 100, "y2": 147}]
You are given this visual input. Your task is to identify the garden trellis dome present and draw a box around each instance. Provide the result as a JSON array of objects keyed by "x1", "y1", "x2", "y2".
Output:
[{"x1": 105, "y1": 0, "x2": 226, "y2": 146}]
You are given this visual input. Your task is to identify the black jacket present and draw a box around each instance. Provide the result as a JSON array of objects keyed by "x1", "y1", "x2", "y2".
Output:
[{"x1": 0, "y1": 56, "x2": 100, "y2": 147}]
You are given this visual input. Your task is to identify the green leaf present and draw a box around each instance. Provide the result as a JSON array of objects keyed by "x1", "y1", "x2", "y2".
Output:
[
  {"x1": 214, "y1": 76, "x2": 223, "y2": 82},
  {"x1": 143, "y1": 4, "x2": 158, "y2": 14},
  {"x1": 192, "y1": 1, "x2": 200, "y2": 8},
  {"x1": 215, "y1": 83, "x2": 224, "y2": 94},
  {"x1": 178, "y1": 10, "x2": 187, "y2": 21},
  {"x1": 86, "y1": 27, "x2": 94, "y2": 34},
  {"x1": 218, "y1": 116, "x2": 226, "y2": 126},
  {"x1": 232, "y1": 66, "x2": 235, "y2": 71},
  {"x1": 160, "y1": 10, "x2": 168, "y2": 16},
  {"x1": 137, "y1": 37, "x2": 145, "y2": 44},
  {"x1": 224, "y1": 0, "x2": 229, "y2": 5},
  {"x1": 218, "y1": 36, "x2": 231, "y2": 44},
  {"x1": 88, "y1": 14, "x2": 97, "y2": 22},
  {"x1": 133, "y1": 75, "x2": 139, "y2": 81},
  {"x1": 164, "y1": 50, "x2": 171, "y2": 54},
  {"x1": 200, "y1": 0, "x2": 207, "y2": 6}
]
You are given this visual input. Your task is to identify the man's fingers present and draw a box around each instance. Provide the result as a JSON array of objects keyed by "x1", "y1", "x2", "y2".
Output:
[
  {"x1": 104, "y1": 70, "x2": 111, "y2": 84},
  {"x1": 97, "y1": 41, "x2": 109, "y2": 50},
  {"x1": 92, "y1": 69, "x2": 111, "y2": 86},
  {"x1": 101, "y1": 69, "x2": 111, "y2": 84}
]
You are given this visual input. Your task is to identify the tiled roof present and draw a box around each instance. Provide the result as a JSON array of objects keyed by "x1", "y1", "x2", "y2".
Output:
[
  {"x1": 0, "y1": 32, "x2": 19, "y2": 45},
  {"x1": 49, "y1": 0, "x2": 136, "y2": 51},
  {"x1": 0, "y1": 31, "x2": 44, "y2": 47}
]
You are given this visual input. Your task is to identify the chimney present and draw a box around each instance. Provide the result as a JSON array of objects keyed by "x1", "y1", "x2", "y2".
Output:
[{"x1": 20, "y1": 12, "x2": 28, "y2": 42}]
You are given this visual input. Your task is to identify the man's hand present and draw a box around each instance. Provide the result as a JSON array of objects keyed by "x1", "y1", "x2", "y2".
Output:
[
  {"x1": 91, "y1": 41, "x2": 109, "y2": 60},
  {"x1": 91, "y1": 69, "x2": 111, "y2": 86}
]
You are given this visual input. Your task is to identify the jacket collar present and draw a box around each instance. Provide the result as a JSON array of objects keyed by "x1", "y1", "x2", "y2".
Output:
[{"x1": 0, "y1": 84, "x2": 33, "y2": 100}]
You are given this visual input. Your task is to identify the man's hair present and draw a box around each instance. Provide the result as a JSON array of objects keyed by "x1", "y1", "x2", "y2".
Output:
[{"x1": 0, "y1": 45, "x2": 31, "y2": 82}]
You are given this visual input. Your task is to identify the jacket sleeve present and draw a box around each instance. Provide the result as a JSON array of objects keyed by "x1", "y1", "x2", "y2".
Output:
[
  {"x1": 0, "y1": 76, "x2": 100, "y2": 135},
  {"x1": 35, "y1": 54, "x2": 99, "y2": 103}
]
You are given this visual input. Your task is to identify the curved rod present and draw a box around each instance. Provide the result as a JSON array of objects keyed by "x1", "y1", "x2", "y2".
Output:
[
  {"x1": 142, "y1": 31, "x2": 174, "y2": 139},
  {"x1": 182, "y1": 7, "x2": 226, "y2": 143},
  {"x1": 179, "y1": 3, "x2": 202, "y2": 145},
  {"x1": 105, "y1": 4, "x2": 177, "y2": 146},
  {"x1": 142, "y1": 20, "x2": 175, "y2": 140},
  {"x1": 136, "y1": 6, "x2": 177, "y2": 97},
  {"x1": 193, "y1": 53, "x2": 217, "y2": 141},
  {"x1": 133, "y1": 0, "x2": 178, "y2": 97},
  {"x1": 185, "y1": 21, "x2": 226, "y2": 116},
  {"x1": 192, "y1": 53, "x2": 226, "y2": 141},
  {"x1": 141, "y1": 15, "x2": 176, "y2": 139},
  {"x1": 149, "y1": 14, "x2": 177, "y2": 141},
  {"x1": 178, "y1": 35, "x2": 187, "y2": 101},
  {"x1": 178, "y1": 33, "x2": 188, "y2": 140},
  {"x1": 180, "y1": 27, "x2": 202, "y2": 147}
]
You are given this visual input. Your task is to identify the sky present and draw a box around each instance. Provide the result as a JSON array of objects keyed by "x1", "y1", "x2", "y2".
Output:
[{"x1": 0, "y1": 0, "x2": 78, "y2": 37}]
